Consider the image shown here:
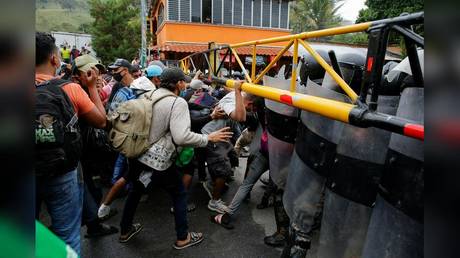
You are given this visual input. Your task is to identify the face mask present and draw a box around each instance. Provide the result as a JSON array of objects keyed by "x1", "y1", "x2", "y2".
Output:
[
  {"x1": 179, "y1": 90, "x2": 186, "y2": 98},
  {"x1": 113, "y1": 72, "x2": 123, "y2": 82}
]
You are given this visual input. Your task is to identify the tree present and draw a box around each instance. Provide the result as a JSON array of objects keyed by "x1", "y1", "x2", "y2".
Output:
[
  {"x1": 290, "y1": 0, "x2": 344, "y2": 34},
  {"x1": 89, "y1": 0, "x2": 141, "y2": 64},
  {"x1": 356, "y1": 0, "x2": 423, "y2": 45},
  {"x1": 356, "y1": 0, "x2": 424, "y2": 23}
]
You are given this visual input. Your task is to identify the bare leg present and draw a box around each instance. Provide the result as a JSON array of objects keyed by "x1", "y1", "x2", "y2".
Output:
[{"x1": 103, "y1": 177, "x2": 126, "y2": 205}]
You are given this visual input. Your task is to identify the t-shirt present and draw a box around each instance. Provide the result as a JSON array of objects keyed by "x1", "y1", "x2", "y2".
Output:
[
  {"x1": 201, "y1": 91, "x2": 237, "y2": 135},
  {"x1": 108, "y1": 87, "x2": 136, "y2": 114},
  {"x1": 35, "y1": 74, "x2": 95, "y2": 116}
]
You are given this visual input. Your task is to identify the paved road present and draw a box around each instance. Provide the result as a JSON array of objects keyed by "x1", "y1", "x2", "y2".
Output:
[{"x1": 82, "y1": 158, "x2": 285, "y2": 258}]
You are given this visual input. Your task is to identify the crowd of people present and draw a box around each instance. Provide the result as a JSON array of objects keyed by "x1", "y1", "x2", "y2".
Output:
[{"x1": 35, "y1": 31, "x2": 279, "y2": 256}]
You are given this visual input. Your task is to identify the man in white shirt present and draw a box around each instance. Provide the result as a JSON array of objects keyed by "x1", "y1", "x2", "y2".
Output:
[{"x1": 201, "y1": 81, "x2": 257, "y2": 213}]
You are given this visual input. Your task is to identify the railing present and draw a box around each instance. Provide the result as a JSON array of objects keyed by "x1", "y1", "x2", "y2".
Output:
[{"x1": 179, "y1": 12, "x2": 425, "y2": 141}]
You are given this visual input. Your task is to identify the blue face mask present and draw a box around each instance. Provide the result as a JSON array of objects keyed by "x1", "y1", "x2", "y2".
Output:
[{"x1": 179, "y1": 90, "x2": 186, "y2": 98}]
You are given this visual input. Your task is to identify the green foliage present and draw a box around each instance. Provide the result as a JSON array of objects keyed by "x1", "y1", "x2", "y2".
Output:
[
  {"x1": 290, "y1": 0, "x2": 344, "y2": 34},
  {"x1": 330, "y1": 33, "x2": 369, "y2": 45},
  {"x1": 36, "y1": 0, "x2": 92, "y2": 33},
  {"x1": 89, "y1": 0, "x2": 141, "y2": 64},
  {"x1": 356, "y1": 0, "x2": 423, "y2": 44},
  {"x1": 36, "y1": 8, "x2": 93, "y2": 33},
  {"x1": 356, "y1": 0, "x2": 424, "y2": 23}
]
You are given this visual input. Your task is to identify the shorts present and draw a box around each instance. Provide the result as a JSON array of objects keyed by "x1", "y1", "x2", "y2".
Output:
[
  {"x1": 178, "y1": 160, "x2": 195, "y2": 176},
  {"x1": 205, "y1": 142, "x2": 233, "y2": 179}
]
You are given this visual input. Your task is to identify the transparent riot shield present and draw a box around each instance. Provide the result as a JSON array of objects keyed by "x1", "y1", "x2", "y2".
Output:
[
  {"x1": 317, "y1": 93, "x2": 400, "y2": 258},
  {"x1": 264, "y1": 75, "x2": 306, "y2": 190},
  {"x1": 284, "y1": 79, "x2": 350, "y2": 233},
  {"x1": 362, "y1": 87, "x2": 424, "y2": 258}
]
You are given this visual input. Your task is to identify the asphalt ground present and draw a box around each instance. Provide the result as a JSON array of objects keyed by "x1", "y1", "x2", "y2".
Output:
[{"x1": 81, "y1": 157, "x2": 285, "y2": 258}]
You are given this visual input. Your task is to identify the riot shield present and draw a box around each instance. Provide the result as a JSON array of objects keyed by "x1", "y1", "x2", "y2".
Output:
[
  {"x1": 362, "y1": 87, "x2": 424, "y2": 258},
  {"x1": 317, "y1": 93, "x2": 400, "y2": 258},
  {"x1": 284, "y1": 79, "x2": 350, "y2": 232},
  {"x1": 264, "y1": 75, "x2": 306, "y2": 189}
]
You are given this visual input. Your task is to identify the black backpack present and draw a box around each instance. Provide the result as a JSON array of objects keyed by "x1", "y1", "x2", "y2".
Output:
[{"x1": 35, "y1": 78, "x2": 83, "y2": 177}]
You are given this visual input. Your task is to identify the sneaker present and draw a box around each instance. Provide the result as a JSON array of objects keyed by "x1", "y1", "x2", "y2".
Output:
[
  {"x1": 208, "y1": 199, "x2": 230, "y2": 214},
  {"x1": 119, "y1": 223, "x2": 143, "y2": 243},
  {"x1": 202, "y1": 181, "x2": 213, "y2": 199},
  {"x1": 98, "y1": 204, "x2": 111, "y2": 219},
  {"x1": 85, "y1": 223, "x2": 118, "y2": 238}
]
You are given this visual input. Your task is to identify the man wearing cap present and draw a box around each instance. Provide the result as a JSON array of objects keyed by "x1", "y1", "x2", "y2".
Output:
[
  {"x1": 71, "y1": 54, "x2": 120, "y2": 239},
  {"x1": 118, "y1": 67, "x2": 233, "y2": 248},
  {"x1": 35, "y1": 32, "x2": 107, "y2": 256},
  {"x1": 188, "y1": 79, "x2": 217, "y2": 107},
  {"x1": 107, "y1": 59, "x2": 137, "y2": 113},
  {"x1": 145, "y1": 64, "x2": 163, "y2": 87}
]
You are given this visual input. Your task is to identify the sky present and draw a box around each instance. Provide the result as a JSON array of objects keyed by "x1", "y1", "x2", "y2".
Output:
[{"x1": 336, "y1": 0, "x2": 367, "y2": 22}]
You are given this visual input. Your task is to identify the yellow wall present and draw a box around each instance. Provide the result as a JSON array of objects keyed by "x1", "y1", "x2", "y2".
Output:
[{"x1": 156, "y1": 21, "x2": 292, "y2": 47}]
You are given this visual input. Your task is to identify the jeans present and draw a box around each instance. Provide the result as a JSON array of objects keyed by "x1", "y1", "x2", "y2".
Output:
[
  {"x1": 36, "y1": 169, "x2": 83, "y2": 256},
  {"x1": 82, "y1": 183, "x2": 99, "y2": 228},
  {"x1": 112, "y1": 154, "x2": 127, "y2": 184},
  {"x1": 120, "y1": 160, "x2": 188, "y2": 240},
  {"x1": 228, "y1": 151, "x2": 269, "y2": 216}
]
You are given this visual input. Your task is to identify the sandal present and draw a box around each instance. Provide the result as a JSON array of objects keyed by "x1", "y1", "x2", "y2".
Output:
[
  {"x1": 210, "y1": 213, "x2": 234, "y2": 230},
  {"x1": 173, "y1": 232, "x2": 204, "y2": 250},
  {"x1": 119, "y1": 223, "x2": 143, "y2": 243}
]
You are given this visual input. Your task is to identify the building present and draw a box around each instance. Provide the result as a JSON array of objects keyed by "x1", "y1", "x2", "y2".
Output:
[{"x1": 147, "y1": 0, "x2": 293, "y2": 69}]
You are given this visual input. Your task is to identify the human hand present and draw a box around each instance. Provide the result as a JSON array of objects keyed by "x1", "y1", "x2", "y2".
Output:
[
  {"x1": 210, "y1": 106, "x2": 226, "y2": 120},
  {"x1": 81, "y1": 67, "x2": 98, "y2": 89},
  {"x1": 207, "y1": 127, "x2": 233, "y2": 143},
  {"x1": 233, "y1": 80, "x2": 243, "y2": 92}
]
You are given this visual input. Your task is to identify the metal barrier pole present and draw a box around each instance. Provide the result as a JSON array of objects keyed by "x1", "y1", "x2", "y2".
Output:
[{"x1": 299, "y1": 40, "x2": 359, "y2": 102}]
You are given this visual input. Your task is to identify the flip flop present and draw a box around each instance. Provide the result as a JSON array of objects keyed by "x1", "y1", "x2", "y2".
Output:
[
  {"x1": 210, "y1": 213, "x2": 234, "y2": 230},
  {"x1": 173, "y1": 232, "x2": 204, "y2": 250}
]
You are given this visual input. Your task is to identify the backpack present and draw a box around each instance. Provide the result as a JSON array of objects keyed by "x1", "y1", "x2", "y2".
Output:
[
  {"x1": 107, "y1": 89, "x2": 175, "y2": 158},
  {"x1": 35, "y1": 79, "x2": 82, "y2": 178}
]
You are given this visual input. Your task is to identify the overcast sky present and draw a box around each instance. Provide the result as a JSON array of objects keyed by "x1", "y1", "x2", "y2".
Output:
[{"x1": 337, "y1": 0, "x2": 367, "y2": 22}]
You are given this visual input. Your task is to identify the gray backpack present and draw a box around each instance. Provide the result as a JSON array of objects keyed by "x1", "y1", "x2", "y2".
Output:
[{"x1": 108, "y1": 89, "x2": 175, "y2": 158}]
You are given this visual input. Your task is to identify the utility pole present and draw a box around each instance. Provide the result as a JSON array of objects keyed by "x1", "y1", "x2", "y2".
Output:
[{"x1": 140, "y1": 0, "x2": 147, "y2": 68}]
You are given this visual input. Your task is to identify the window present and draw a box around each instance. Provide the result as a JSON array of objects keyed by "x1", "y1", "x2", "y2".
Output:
[
  {"x1": 158, "y1": 4, "x2": 165, "y2": 27},
  {"x1": 192, "y1": 0, "x2": 201, "y2": 22},
  {"x1": 168, "y1": 0, "x2": 179, "y2": 20},
  {"x1": 253, "y1": 0, "x2": 261, "y2": 26},
  {"x1": 223, "y1": 0, "x2": 232, "y2": 24},
  {"x1": 280, "y1": 0, "x2": 288, "y2": 28},
  {"x1": 271, "y1": 0, "x2": 279, "y2": 28},
  {"x1": 262, "y1": 0, "x2": 270, "y2": 27},
  {"x1": 202, "y1": 0, "x2": 212, "y2": 22},
  {"x1": 243, "y1": 0, "x2": 251, "y2": 26},
  {"x1": 233, "y1": 0, "x2": 242, "y2": 25},
  {"x1": 180, "y1": 0, "x2": 191, "y2": 21},
  {"x1": 212, "y1": 0, "x2": 222, "y2": 24}
]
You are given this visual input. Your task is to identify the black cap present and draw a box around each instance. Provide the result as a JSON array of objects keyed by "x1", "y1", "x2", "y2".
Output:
[
  {"x1": 108, "y1": 58, "x2": 133, "y2": 71},
  {"x1": 160, "y1": 67, "x2": 186, "y2": 84}
]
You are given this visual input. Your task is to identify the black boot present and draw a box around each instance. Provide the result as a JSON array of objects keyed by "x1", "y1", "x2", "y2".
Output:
[
  {"x1": 280, "y1": 227, "x2": 295, "y2": 258},
  {"x1": 290, "y1": 237, "x2": 311, "y2": 258},
  {"x1": 264, "y1": 190, "x2": 289, "y2": 247}
]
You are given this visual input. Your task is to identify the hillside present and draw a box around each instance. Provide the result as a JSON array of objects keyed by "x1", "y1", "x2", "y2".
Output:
[{"x1": 36, "y1": 0, "x2": 93, "y2": 33}]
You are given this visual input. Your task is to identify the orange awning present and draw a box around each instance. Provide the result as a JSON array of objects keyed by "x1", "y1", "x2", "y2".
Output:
[{"x1": 151, "y1": 43, "x2": 292, "y2": 57}]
